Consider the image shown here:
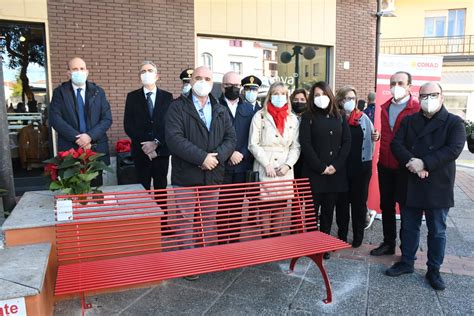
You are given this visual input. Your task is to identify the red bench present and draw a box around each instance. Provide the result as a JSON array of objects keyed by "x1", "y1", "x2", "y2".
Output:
[{"x1": 54, "y1": 178, "x2": 349, "y2": 314}]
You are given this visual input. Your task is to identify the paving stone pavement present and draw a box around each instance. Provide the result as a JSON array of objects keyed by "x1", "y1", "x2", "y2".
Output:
[{"x1": 54, "y1": 258, "x2": 474, "y2": 315}]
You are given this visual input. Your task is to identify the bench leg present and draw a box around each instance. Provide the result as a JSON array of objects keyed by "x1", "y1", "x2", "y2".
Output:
[
  {"x1": 289, "y1": 257, "x2": 300, "y2": 272},
  {"x1": 81, "y1": 292, "x2": 92, "y2": 316},
  {"x1": 308, "y1": 254, "x2": 333, "y2": 304}
]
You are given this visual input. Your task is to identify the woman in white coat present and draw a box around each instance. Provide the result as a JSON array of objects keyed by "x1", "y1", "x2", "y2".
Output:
[{"x1": 248, "y1": 81, "x2": 301, "y2": 237}]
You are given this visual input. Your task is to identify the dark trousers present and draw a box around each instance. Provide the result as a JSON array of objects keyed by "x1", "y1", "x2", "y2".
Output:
[
  {"x1": 294, "y1": 157, "x2": 304, "y2": 179},
  {"x1": 136, "y1": 155, "x2": 170, "y2": 230},
  {"x1": 346, "y1": 168, "x2": 372, "y2": 243},
  {"x1": 336, "y1": 169, "x2": 372, "y2": 243},
  {"x1": 91, "y1": 170, "x2": 103, "y2": 187},
  {"x1": 378, "y1": 164, "x2": 402, "y2": 247},
  {"x1": 400, "y1": 207, "x2": 449, "y2": 269},
  {"x1": 135, "y1": 155, "x2": 169, "y2": 191},
  {"x1": 312, "y1": 191, "x2": 339, "y2": 236},
  {"x1": 334, "y1": 193, "x2": 350, "y2": 241},
  {"x1": 217, "y1": 171, "x2": 247, "y2": 243}
]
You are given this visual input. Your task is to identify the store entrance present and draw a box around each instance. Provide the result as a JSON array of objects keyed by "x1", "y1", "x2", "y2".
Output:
[{"x1": 1, "y1": 21, "x2": 50, "y2": 195}]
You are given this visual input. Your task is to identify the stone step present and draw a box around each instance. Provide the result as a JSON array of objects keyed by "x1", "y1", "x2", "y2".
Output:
[{"x1": 0, "y1": 243, "x2": 52, "y2": 315}]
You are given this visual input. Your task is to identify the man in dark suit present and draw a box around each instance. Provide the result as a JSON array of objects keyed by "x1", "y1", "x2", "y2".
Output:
[
  {"x1": 124, "y1": 61, "x2": 173, "y2": 191},
  {"x1": 49, "y1": 57, "x2": 113, "y2": 185},
  {"x1": 387, "y1": 82, "x2": 466, "y2": 290},
  {"x1": 217, "y1": 71, "x2": 254, "y2": 243}
]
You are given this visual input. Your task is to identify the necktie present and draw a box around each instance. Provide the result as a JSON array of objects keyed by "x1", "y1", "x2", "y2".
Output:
[
  {"x1": 198, "y1": 108, "x2": 208, "y2": 130},
  {"x1": 146, "y1": 92, "x2": 154, "y2": 117},
  {"x1": 76, "y1": 88, "x2": 86, "y2": 133}
]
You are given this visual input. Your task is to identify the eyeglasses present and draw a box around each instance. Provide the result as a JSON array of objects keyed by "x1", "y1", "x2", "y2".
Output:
[
  {"x1": 419, "y1": 93, "x2": 440, "y2": 100},
  {"x1": 344, "y1": 97, "x2": 356, "y2": 102}
]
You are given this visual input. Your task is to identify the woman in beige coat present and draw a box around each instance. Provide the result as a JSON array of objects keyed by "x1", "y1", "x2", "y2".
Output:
[{"x1": 248, "y1": 81, "x2": 301, "y2": 236}]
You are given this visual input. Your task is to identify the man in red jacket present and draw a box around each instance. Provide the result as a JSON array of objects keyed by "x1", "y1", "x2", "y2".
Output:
[{"x1": 370, "y1": 71, "x2": 420, "y2": 256}]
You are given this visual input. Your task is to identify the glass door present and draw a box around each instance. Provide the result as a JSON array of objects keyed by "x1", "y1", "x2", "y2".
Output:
[{"x1": 0, "y1": 20, "x2": 50, "y2": 194}]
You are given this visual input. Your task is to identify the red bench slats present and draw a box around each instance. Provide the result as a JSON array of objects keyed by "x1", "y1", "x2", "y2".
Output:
[
  {"x1": 55, "y1": 232, "x2": 347, "y2": 294},
  {"x1": 54, "y1": 178, "x2": 350, "y2": 310}
]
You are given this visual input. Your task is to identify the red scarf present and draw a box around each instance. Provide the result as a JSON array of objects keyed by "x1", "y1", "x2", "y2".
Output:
[
  {"x1": 267, "y1": 103, "x2": 288, "y2": 135},
  {"x1": 348, "y1": 109, "x2": 363, "y2": 126}
]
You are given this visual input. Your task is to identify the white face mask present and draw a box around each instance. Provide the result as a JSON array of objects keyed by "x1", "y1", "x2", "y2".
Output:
[
  {"x1": 192, "y1": 80, "x2": 212, "y2": 97},
  {"x1": 391, "y1": 85, "x2": 407, "y2": 101},
  {"x1": 271, "y1": 95, "x2": 287, "y2": 108},
  {"x1": 343, "y1": 100, "x2": 355, "y2": 113},
  {"x1": 182, "y1": 83, "x2": 192, "y2": 95},
  {"x1": 421, "y1": 98, "x2": 440, "y2": 114},
  {"x1": 141, "y1": 72, "x2": 157, "y2": 85},
  {"x1": 314, "y1": 95, "x2": 330, "y2": 109},
  {"x1": 245, "y1": 90, "x2": 258, "y2": 103}
]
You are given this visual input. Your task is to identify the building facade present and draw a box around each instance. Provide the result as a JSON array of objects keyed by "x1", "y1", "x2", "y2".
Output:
[
  {"x1": 1, "y1": 0, "x2": 376, "y2": 193},
  {"x1": 380, "y1": 0, "x2": 474, "y2": 121}
]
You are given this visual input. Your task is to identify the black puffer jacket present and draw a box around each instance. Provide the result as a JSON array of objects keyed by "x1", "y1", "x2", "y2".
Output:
[{"x1": 165, "y1": 92, "x2": 236, "y2": 186}]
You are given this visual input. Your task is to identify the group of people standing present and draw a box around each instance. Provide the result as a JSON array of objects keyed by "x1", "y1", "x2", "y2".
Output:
[{"x1": 48, "y1": 58, "x2": 466, "y2": 289}]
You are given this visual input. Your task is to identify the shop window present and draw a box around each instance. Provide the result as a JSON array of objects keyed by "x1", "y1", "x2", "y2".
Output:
[
  {"x1": 1, "y1": 20, "x2": 50, "y2": 192},
  {"x1": 197, "y1": 36, "x2": 329, "y2": 94}
]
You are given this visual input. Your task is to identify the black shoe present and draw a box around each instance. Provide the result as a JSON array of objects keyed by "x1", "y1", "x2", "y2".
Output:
[
  {"x1": 426, "y1": 268, "x2": 446, "y2": 291},
  {"x1": 352, "y1": 240, "x2": 362, "y2": 248},
  {"x1": 323, "y1": 252, "x2": 330, "y2": 260},
  {"x1": 385, "y1": 261, "x2": 414, "y2": 277},
  {"x1": 370, "y1": 243, "x2": 395, "y2": 256}
]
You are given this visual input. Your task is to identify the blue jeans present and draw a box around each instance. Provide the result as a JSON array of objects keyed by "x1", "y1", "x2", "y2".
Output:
[{"x1": 400, "y1": 206, "x2": 449, "y2": 269}]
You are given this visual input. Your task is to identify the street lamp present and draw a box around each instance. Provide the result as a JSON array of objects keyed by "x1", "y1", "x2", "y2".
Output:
[{"x1": 280, "y1": 45, "x2": 316, "y2": 89}]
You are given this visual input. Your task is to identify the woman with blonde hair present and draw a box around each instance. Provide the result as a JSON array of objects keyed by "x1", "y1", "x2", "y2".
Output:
[
  {"x1": 334, "y1": 85, "x2": 379, "y2": 248},
  {"x1": 248, "y1": 81, "x2": 301, "y2": 237}
]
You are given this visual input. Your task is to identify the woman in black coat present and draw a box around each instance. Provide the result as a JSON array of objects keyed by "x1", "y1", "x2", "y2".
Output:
[{"x1": 299, "y1": 81, "x2": 351, "y2": 259}]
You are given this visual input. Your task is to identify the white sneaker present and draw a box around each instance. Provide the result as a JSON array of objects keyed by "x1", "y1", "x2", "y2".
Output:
[{"x1": 365, "y1": 210, "x2": 377, "y2": 230}]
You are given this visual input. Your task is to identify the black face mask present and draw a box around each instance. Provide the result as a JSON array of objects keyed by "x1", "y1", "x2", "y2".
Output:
[
  {"x1": 292, "y1": 102, "x2": 307, "y2": 114},
  {"x1": 224, "y1": 86, "x2": 241, "y2": 101}
]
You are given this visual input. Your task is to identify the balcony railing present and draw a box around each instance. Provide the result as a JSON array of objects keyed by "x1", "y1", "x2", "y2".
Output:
[{"x1": 380, "y1": 35, "x2": 474, "y2": 56}]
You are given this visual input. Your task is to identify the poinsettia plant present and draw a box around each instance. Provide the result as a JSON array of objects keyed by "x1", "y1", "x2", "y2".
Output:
[{"x1": 44, "y1": 147, "x2": 113, "y2": 195}]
